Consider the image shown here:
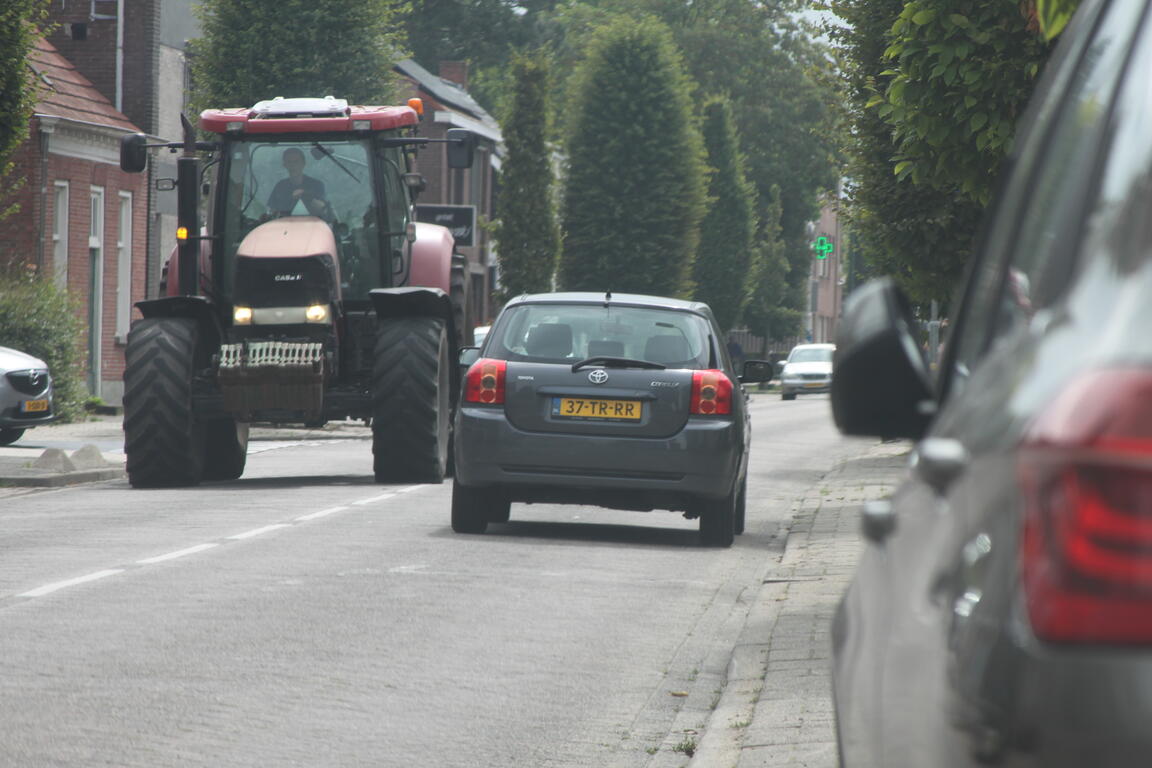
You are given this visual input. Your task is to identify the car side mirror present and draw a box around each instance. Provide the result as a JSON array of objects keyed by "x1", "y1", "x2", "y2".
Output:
[
  {"x1": 831, "y1": 278, "x2": 936, "y2": 439},
  {"x1": 739, "y1": 359, "x2": 774, "y2": 384}
]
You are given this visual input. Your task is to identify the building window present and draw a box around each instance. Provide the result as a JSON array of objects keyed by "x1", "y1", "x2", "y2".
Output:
[
  {"x1": 52, "y1": 182, "x2": 69, "y2": 289},
  {"x1": 116, "y1": 192, "x2": 133, "y2": 342},
  {"x1": 88, "y1": 187, "x2": 105, "y2": 395}
]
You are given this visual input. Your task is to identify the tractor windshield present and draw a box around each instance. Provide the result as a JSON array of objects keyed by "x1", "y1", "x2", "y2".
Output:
[{"x1": 216, "y1": 137, "x2": 397, "y2": 302}]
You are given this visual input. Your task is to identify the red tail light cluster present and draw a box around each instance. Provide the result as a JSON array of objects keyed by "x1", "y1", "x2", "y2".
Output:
[
  {"x1": 690, "y1": 370, "x2": 733, "y2": 415},
  {"x1": 1019, "y1": 369, "x2": 1152, "y2": 644},
  {"x1": 464, "y1": 358, "x2": 506, "y2": 404}
]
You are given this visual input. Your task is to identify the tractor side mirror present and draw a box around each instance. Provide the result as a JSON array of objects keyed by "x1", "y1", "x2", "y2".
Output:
[
  {"x1": 445, "y1": 129, "x2": 476, "y2": 169},
  {"x1": 120, "y1": 133, "x2": 148, "y2": 173}
]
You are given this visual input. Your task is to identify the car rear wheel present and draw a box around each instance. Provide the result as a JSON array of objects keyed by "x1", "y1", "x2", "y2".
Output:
[
  {"x1": 0, "y1": 427, "x2": 25, "y2": 446},
  {"x1": 699, "y1": 484, "x2": 736, "y2": 547},
  {"x1": 451, "y1": 478, "x2": 490, "y2": 533}
]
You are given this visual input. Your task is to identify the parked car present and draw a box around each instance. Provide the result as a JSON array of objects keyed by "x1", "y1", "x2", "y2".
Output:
[
  {"x1": 830, "y1": 0, "x2": 1152, "y2": 765},
  {"x1": 0, "y1": 345, "x2": 57, "y2": 445},
  {"x1": 778, "y1": 342, "x2": 835, "y2": 400},
  {"x1": 452, "y1": 292, "x2": 773, "y2": 546}
]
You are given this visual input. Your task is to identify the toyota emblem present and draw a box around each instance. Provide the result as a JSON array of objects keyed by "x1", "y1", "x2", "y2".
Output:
[{"x1": 588, "y1": 369, "x2": 609, "y2": 384}]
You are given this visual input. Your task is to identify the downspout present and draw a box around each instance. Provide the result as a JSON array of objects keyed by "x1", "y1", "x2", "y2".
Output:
[{"x1": 115, "y1": 0, "x2": 125, "y2": 111}]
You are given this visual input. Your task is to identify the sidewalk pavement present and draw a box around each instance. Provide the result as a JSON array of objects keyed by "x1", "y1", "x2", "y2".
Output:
[{"x1": 693, "y1": 439, "x2": 912, "y2": 768}]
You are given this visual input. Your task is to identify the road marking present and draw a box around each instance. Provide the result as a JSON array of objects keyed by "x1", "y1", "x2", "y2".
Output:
[
  {"x1": 137, "y1": 543, "x2": 219, "y2": 565},
  {"x1": 18, "y1": 486, "x2": 426, "y2": 599},
  {"x1": 228, "y1": 523, "x2": 291, "y2": 540},
  {"x1": 296, "y1": 505, "x2": 349, "y2": 521},
  {"x1": 352, "y1": 493, "x2": 396, "y2": 506},
  {"x1": 19, "y1": 569, "x2": 125, "y2": 597}
]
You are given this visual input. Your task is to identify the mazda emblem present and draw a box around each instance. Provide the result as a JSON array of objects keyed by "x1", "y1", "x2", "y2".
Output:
[{"x1": 588, "y1": 369, "x2": 609, "y2": 384}]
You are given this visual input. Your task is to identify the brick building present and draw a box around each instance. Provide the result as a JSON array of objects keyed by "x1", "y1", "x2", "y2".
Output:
[
  {"x1": 396, "y1": 59, "x2": 504, "y2": 329},
  {"x1": 0, "y1": 39, "x2": 148, "y2": 402}
]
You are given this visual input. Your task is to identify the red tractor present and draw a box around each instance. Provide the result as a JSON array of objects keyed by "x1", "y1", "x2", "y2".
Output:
[{"x1": 118, "y1": 96, "x2": 476, "y2": 487}]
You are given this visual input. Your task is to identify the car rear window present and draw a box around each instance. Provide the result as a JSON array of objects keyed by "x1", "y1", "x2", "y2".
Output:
[{"x1": 488, "y1": 304, "x2": 714, "y2": 368}]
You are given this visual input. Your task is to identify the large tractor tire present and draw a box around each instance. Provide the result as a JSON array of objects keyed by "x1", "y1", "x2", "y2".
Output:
[
  {"x1": 123, "y1": 317, "x2": 206, "y2": 488},
  {"x1": 203, "y1": 419, "x2": 249, "y2": 481},
  {"x1": 450, "y1": 256, "x2": 471, "y2": 347},
  {"x1": 371, "y1": 316, "x2": 450, "y2": 484}
]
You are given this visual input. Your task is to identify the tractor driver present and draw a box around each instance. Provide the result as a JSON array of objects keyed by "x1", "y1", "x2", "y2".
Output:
[{"x1": 267, "y1": 147, "x2": 329, "y2": 218}]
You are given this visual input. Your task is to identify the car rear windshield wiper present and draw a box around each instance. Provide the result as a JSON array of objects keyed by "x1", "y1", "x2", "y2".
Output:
[{"x1": 571, "y1": 356, "x2": 666, "y2": 372}]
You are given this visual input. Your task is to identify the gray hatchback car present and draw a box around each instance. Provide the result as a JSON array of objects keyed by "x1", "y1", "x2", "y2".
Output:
[
  {"x1": 452, "y1": 292, "x2": 772, "y2": 546},
  {"x1": 0, "y1": 345, "x2": 56, "y2": 445}
]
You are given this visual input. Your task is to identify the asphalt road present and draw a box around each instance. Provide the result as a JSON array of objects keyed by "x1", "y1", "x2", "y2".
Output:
[{"x1": 0, "y1": 393, "x2": 871, "y2": 767}]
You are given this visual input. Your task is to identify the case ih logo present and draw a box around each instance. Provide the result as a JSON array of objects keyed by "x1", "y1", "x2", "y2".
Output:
[
  {"x1": 274, "y1": 274, "x2": 303, "y2": 281},
  {"x1": 588, "y1": 369, "x2": 609, "y2": 385}
]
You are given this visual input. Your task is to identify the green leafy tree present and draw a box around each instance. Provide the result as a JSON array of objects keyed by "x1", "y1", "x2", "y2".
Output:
[
  {"x1": 189, "y1": 0, "x2": 408, "y2": 111},
  {"x1": 693, "y1": 98, "x2": 756, "y2": 331},
  {"x1": 828, "y1": 0, "x2": 1049, "y2": 305},
  {"x1": 0, "y1": 0, "x2": 50, "y2": 222},
  {"x1": 0, "y1": 269, "x2": 85, "y2": 421},
  {"x1": 558, "y1": 18, "x2": 707, "y2": 297},
  {"x1": 494, "y1": 52, "x2": 560, "y2": 300}
]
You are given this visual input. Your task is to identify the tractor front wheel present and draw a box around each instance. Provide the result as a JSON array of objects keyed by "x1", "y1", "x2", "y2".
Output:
[
  {"x1": 123, "y1": 317, "x2": 205, "y2": 488},
  {"x1": 371, "y1": 316, "x2": 450, "y2": 484}
]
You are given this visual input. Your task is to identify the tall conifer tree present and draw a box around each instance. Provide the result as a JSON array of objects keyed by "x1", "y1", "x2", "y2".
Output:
[
  {"x1": 693, "y1": 98, "x2": 756, "y2": 330},
  {"x1": 558, "y1": 18, "x2": 706, "y2": 297},
  {"x1": 190, "y1": 0, "x2": 407, "y2": 111},
  {"x1": 494, "y1": 53, "x2": 560, "y2": 301}
]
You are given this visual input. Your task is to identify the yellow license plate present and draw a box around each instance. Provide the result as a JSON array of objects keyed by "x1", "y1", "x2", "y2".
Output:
[
  {"x1": 21, "y1": 398, "x2": 49, "y2": 413},
  {"x1": 803, "y1": 381, "x2": 825, "y2": 388},
  {"x1": 552, "y1": 397, "x2": 641, "y2": 421}
]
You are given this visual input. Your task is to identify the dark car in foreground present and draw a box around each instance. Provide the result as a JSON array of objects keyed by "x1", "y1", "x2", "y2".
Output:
[
  {"x1": 0, "y1": 345, "x2": 57, "y2": 445},
  {"x1": 452, "y1": 292, "x2": 772, "y2": 546},
  {"x1": 830, "y1": 0, "x2": 1152, "y2": 765}
]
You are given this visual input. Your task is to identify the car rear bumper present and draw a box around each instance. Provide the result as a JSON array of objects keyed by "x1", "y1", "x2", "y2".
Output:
[{"x1": 454, "y1": 405, "x2": 742, "y2": 509}]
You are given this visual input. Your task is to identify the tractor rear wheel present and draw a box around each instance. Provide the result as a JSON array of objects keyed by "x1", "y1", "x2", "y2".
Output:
[
  {"x1": 203, "y1": 419, "x2": 249, "y2": 480},
  {"x1": 371, "y1": 316, "x2": 450, "y2": 484},
  {"x1": 450, "y1": 257, "x2": 471, "y2": 347},
  {"x1": 123, "y1": 317, "x2": 205, "y2": 487}
]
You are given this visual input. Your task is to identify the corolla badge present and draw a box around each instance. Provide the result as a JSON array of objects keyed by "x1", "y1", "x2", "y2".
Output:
[{"x1": 588, "y1": 369, "x2": 609, "y2": 384}]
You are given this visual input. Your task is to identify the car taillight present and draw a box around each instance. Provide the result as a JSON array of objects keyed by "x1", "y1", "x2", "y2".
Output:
[
  {"x1": 1019, "y1": 369, "x2": 1152, "y2": 644},
  {"x1": 690, "y1": 370, "x2": 732, "y2": 415},
  {"x1": 464, "y1": 358, "x2": 506, "y2": 405}
]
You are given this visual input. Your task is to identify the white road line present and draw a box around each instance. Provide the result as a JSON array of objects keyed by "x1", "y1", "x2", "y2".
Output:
[
  {"x1": 227, "y1": 523, "x2": 291, "y2": 540},
  {"x1": 395, "y1": 485, "x2": 421, "y2": 494},
  {"x1": 352, "y1": 493, "x2": 396, "y2": 506},
  {"x1": 296, "y1": 506, "x2": 349, "y2": 521},
  {"x1": 137, "y1": 543, "x2": 219, "y2": 565},
  {"x1": 20, "y1": 569, "x2": 125, "y2": 598}
]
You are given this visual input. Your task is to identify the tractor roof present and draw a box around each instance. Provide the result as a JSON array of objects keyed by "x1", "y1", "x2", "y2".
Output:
[{"x1": 200, "y1": 96, "x2": 419, "y2": 135}]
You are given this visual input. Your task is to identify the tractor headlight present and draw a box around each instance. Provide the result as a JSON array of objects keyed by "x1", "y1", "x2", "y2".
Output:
[
  {"x1": 233, "y1": 306, "x2": 253, "y2": 325},
  {"x1": 305, "y1": 304, "x2": 329, "y2": 323}
]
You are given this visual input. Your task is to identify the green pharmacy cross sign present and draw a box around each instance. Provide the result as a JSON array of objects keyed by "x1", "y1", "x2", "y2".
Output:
[{"x1": 812, "y1": 236, "x2": 834, "y2": 260}]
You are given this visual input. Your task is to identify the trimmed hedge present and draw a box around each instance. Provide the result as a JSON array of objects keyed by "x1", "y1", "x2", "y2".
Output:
[{"x1": 0, "y1": 270, "x2": 86, "y2": 421}]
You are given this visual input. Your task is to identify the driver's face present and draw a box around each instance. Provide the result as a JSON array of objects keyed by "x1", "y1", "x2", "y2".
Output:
[{"x1": 283, "y1": 152, "x2": 305, "y2": 174}]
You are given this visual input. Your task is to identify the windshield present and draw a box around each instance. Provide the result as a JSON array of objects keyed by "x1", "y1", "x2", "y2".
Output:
[
  {"x1": 216, "y1": 138, "x2": 385, "y2": 300},
  {"x1": 488, "y1": 303, "x2": 714, "y2": 367},
  {"x1": 788, "y1": 347, "x2": 834, "y2": 364}
]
